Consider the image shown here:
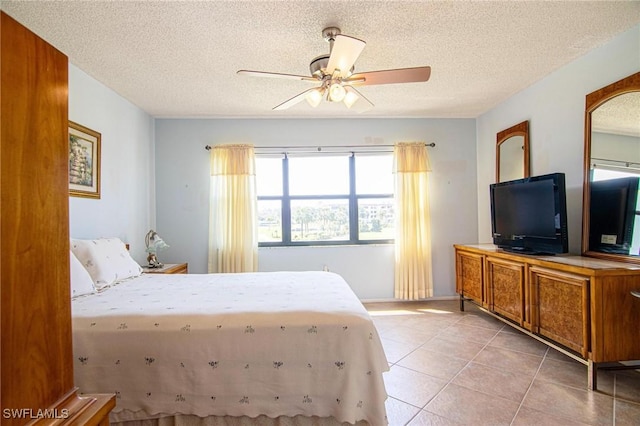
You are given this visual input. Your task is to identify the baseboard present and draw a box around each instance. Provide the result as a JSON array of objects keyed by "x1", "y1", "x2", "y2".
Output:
[{"x1": 361, "y1": 295, "x2": 459, "y2": 303}]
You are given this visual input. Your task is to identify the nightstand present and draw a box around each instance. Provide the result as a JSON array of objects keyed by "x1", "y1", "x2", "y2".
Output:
[{"x1": 142, "y1": 262, "x2": 188, "y2": 274}]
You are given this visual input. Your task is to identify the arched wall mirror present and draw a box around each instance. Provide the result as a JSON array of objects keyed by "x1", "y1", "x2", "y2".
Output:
[
  {"x1": 496, "y1": 120, "x2": 530, "y2": 183},
  {"x1": 582, "y1": 72, "x2": 640, "y2": 264}
]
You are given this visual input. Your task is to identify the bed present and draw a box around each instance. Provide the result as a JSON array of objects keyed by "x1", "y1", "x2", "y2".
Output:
[{"x1": 71, "y1": 264, "x2": 389, "y2": 425}]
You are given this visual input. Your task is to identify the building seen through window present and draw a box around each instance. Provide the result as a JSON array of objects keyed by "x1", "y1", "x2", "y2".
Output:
[{"x1": 256, "y1": 153, "x2": 394, "y2": 246}]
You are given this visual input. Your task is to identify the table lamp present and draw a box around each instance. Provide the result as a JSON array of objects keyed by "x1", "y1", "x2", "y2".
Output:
[{"x1": 145, "y1": 229, "x2": 169, "y2": 268}]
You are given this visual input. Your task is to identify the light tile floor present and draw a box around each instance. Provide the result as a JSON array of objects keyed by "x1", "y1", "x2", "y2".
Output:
[{"x1": 364, "y1": 300, "x2": 640, "y2": 426}]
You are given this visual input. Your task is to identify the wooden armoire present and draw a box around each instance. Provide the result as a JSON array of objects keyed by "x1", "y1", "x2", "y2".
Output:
[{"x1": 1, "y1": 12, "x2": 114, "y2": 425}]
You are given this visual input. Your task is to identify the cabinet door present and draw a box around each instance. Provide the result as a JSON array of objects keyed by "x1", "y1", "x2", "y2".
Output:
[
  {"x1": 530, "y1": 267, "x2": 589, "y2": 358},
  {"x1": 456, "y1": 250, "x2": 485, "y2": 306},
  {"x1": 592, "y1": 275, "x2": 640, "y2": 363},
  {"x1": 2, "y1": 11, "x2": 72, "y2": 416},
  {"x1": 1, "y1": 12, "x2": 114, "y2": 423},
  {"x1": 487, "y1": 257, "x2": 525, "y2": 327}
]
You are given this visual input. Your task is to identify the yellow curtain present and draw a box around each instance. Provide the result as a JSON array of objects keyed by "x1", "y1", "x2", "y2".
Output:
[
  {"x1": 208, "y1": 144, "x2": 258, "y2": 273},
  {"x1": 393, "y1": 142, "x2": 433, "y2": 300}
]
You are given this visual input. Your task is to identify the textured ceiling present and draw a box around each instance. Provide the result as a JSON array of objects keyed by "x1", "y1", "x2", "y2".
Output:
[
  {"x1": 2, "y1": 1, "x2": 639, "y2": 119},
  {"x1": 592, "y1": 92, "x2": 640, "y2": 137}
]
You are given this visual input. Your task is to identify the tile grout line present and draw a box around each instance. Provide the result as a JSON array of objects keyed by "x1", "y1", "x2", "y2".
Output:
[
  {"x1": 373, "y1": 302, "x2": 640, "y2": 425},
  {"x1": 384, "y1": 306, "x2": 502, "y2": 425},
  {"x1": 388, "y1": 310, "x2": 472, "y2": 425},
  {"x1": 399, "y1": 312, "x2": 490, "y2": 426},
  {"x1": 385, "y1": 308, "x2": 463, "y2": 425},
  {"x1": 375, "y1": 307, "x2": 464, "y2": 425},
  {"x1": 382, "y1": 307, "x2": 483, "y2": 367},
  {"x1": 509, "y1": 346, "x2": 549, "y2": 425},
  {"x1": 420, "y1": 314, "x2": 558, "y2": 425},
  {"x1": 413, "y1": 320, "x2": 507, "y2": 422}
]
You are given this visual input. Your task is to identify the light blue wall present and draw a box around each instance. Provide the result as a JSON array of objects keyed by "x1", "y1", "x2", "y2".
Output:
[
  {"x1": 69, "y1": 22, "x2": 640, "y2": 299},
  {"x1": 592, "y1": 132, "x2": 640, "y2": 164},
  {"x1": 68, "y1": 64, "x2": 156, "y2": 264},
  {"x1": 476, "y1": 24, "x2": 640, "y2": 253},
  {"x1": 154, "y1": 118, "x2": 478, "y2": 299}
]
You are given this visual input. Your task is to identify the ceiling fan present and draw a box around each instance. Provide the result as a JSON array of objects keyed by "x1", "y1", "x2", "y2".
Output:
[{"x1": 237, "y1": 27, "x2": 431, "y2": 111}]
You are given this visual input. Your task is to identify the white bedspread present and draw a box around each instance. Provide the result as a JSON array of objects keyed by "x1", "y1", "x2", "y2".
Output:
[{"x1": 72, "y1": 271, "x2": 388, "y2": 425}]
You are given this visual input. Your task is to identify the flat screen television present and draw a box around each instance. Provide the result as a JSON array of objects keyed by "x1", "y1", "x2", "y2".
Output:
[
  {"x1": 588, "y1": 176, "x2": 639, "y2": 255},
  {"x1": 490, "y1": 172, "x2": 568, "y2": 254}
]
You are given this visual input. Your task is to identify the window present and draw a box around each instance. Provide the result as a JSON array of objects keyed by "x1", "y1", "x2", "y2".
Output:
[{"x1": 256, "y1": 153, "x2": 394, "y2": 246}]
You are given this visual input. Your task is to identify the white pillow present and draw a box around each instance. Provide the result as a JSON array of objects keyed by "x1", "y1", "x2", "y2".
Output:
[
  {"x1": 71, "y1": 237, "x2": 142, "y2": 289},
  {"x1": 70, "y1": 251, "x2": 96, "y2": 297}
]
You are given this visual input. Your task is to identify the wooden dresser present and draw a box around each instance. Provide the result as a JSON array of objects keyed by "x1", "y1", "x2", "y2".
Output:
[
  {"x1": 455, "y1": 243, "x2": 640, "y2": 390},
  {"x1": 1, "y1": 12, "x2": 114, "y2": 424}
]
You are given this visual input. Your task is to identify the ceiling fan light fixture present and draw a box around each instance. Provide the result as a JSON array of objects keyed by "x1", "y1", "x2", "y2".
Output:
[
  {"x1": 237, "y1": 27, "x2": 431, "y2": 112},
  {"x1": 305, "y1": 88, "x2": 324, "y2": 107},
  {"x1": 343, "y1": 89, "x2": 359, "y2": 108},
  {"x1": 328, "y1": 83, "x2": 346, "y2": 102}
]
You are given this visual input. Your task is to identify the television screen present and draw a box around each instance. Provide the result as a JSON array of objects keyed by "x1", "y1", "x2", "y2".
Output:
[
  {"x1": 490, "y1": 173, "x2": 568, "y2": 254},
  {"x1": 589, "y1": 176, "x2": 639, "y2": 255}
]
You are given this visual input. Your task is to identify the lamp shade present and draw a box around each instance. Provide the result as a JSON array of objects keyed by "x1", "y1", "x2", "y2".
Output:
[
  {"x1": 328, "y1": 83, "x2": 346, "y2": 102},
  {"x1": 306, "y1": 88, "x2": 324, "y2": 107},
  {"x1": 145, "y1": 230, "x2": 169, "y2": 254},
  {"x1": 145, "y1": 229, "x2": 169, "y2": 268},
  {"x1": 343, "y1": 87, "x2": 359, "y2": 108}
]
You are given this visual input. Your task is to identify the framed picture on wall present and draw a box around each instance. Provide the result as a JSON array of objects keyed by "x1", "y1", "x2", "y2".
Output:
[{"x1": 69, "y1": 121, "x2": 101, "y2": 199}]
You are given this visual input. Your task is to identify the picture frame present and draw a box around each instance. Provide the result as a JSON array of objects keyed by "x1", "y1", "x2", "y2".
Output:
[{"x1": 69, "y1": 121, "x2": 101, "y2": 199}]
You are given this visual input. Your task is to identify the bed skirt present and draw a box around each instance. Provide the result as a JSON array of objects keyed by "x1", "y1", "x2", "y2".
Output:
[{"x1": 112, "y1": 412, "x2": 369, "y2": 426}]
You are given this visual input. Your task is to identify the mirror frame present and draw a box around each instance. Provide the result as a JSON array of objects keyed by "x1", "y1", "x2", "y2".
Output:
[
  {"x1": 582, "y1": 71, "x2": 640, "y2": 264},
  {"x1": 496, "y1": 120, "x2": 530, "y2": 183}
]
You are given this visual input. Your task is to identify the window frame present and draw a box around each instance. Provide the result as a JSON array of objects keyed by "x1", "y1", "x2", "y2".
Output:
[{"x1": 257, "y1": 153, "x2": 394, "y2": 247}]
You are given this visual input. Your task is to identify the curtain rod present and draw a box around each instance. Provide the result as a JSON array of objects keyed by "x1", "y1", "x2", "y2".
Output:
[
  {"x1": 204, "y1": 143, "x2": 435, "y2": 151},
  {"x1": 591, "y1": 157, "x2": 640, "y2": 167}
]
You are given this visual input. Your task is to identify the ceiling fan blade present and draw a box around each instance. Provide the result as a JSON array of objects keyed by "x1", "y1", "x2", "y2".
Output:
[
  {"x1": 237, "y1": 70, "x2": 318, "y2": 82},
  {"x1": 272, "y1": 88, "x2": 318, "y2": 111},
  {"x1": 326, "y1": 34, "x2": 366, "y2": 78},
  {"x1": 346, "y1": 66, "x2": 431, "y2": 86}
]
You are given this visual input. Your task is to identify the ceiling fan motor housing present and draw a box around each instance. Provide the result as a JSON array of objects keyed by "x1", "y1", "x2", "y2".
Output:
[
  {"x1": 309, "y1": 55, "x2": 330, "y2": 77},
  {"x1": 322, "y1": 26, "x2": 341, "y2": 43},
  {"x1": 310, "y1": 27, "x2": 355, "y2": 78},
  {"x1": 310, "y1": 55, "x2": 355, "y2": 78}
]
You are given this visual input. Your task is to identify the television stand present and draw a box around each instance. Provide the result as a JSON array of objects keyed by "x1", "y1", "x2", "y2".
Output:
[{"x1": 454, "y1": 243, "x2": 640, "y2": 391}]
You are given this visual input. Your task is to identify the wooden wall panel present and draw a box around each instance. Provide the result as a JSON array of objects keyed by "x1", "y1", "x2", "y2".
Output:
[{"x1": 1, "y1": 11, "x2": 71, "y2": 423}]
